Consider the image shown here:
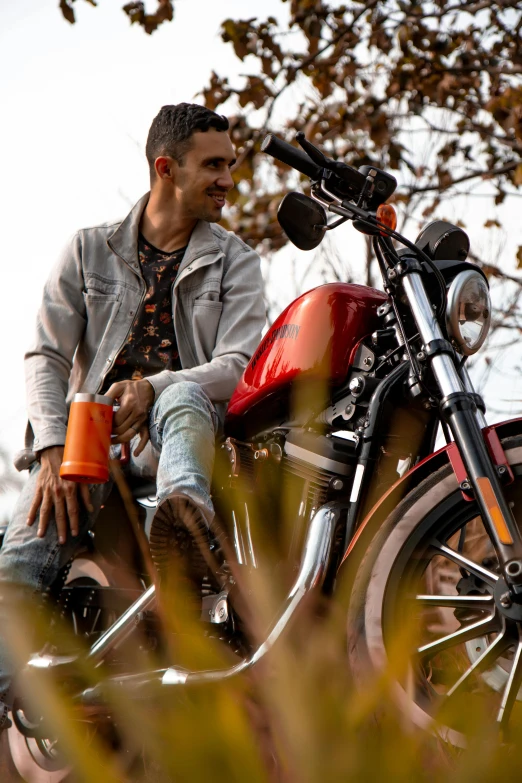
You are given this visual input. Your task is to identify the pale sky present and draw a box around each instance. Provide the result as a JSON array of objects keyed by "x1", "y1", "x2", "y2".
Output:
[
  {"x1": 0, "y1": 0, "x2": 291, "y2": 513},
  {"x1": 0, "y1": 0, "x2": 521, "y2": 518}
]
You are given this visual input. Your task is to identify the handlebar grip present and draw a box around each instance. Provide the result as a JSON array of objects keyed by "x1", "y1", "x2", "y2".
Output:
[{"x1": 261, "y1": 134, "x2": 323, "y2": 180}]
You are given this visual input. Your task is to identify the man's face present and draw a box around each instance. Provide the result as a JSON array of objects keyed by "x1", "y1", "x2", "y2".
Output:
[{"x1": 173, "y1": 130, "x2": 236, "y2": 223}]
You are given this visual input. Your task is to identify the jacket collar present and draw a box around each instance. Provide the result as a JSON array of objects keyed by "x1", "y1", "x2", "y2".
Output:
[
  {"x1": 107, "y1": 193, "x2": 222, "y2": 274},
  {"x1": 107, "y1": 193, "x2": 149, "y2": 273},
  {"x1": 182, "y1": 219, "x2": 221, "y2": 267}
]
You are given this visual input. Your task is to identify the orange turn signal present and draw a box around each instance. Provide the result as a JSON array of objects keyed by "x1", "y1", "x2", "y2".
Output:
[
  {"x1": 476, "y1": 476, "x2": 514, "y2": 545},
  {"x1": 376, "y1": 204, "x2": 397, "y2": 234}
]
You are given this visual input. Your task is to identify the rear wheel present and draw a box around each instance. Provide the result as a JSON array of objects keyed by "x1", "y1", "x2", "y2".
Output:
[
  {"x1": 7, "y1": 553, "x2": 120, "y2": 782},
  {"x1": 347, "y1": 436, "x2": 522, "y2": 746}
]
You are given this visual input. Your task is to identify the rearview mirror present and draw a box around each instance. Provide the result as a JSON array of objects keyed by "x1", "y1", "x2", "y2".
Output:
[{"x1": 277, "y1": 192, "x2": 327, "y2": 251}]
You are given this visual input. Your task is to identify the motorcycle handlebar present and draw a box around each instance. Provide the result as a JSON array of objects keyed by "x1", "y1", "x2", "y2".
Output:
[{"x1": 261, "y1": 134, "x2": 323, "y2": 181}]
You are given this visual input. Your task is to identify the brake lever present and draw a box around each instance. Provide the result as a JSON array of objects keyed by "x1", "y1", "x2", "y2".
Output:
[
  {"x1": 297, "y1": 132, "x2": 367, "y2": 199},
  {"x1": 295, "y1": 132, "x2": 330, "y2": 167}
]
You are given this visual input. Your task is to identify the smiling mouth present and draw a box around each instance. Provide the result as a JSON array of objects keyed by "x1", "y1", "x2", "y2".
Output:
[{"x1": 207, "y1": 192, "x2": 227, "y2": 208}]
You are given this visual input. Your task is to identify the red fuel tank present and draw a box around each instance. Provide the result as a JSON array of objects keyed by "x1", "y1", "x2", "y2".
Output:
[{"x1": 225, "y1": 283, "x2": 387, "y2": 438}]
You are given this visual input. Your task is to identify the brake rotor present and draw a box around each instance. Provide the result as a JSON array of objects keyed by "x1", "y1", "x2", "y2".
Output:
[{"x1": 456, "y1": 572, "x2": 522, "y2": 699}]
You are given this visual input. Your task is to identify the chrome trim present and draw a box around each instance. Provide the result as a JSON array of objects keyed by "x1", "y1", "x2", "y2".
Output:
[
  {"x1": 316, "y1": 179, "x2": 343, "y2": 206},
  {"x1": 231, "y1": 510, "x2": 246, "y2": 565},
  {"x1": 497, "y1": 635, "x2": 522, "y2": 727},
  {"x1": 435, "y1": 542, "x2": 499, "y2": 586},
  {"x1": 446, "y1": 270, "x2": 491, "y2": 356},
  {"x1": 26, "y1": 585, "x2": 157, "y2": 674},
  {"x1": 73, "y1": 393, "x2": 113, "y2": 406},
  {"x1": 209, "y1": 592, "x2": 229, "y2": 624},
  {"x1": 163, "y1": 501, "x2": 338, "y2": 685},
  {"x1": 416, "y1": 594, "x2": 494, "y2": 608},
  {"x1": 243, "y1": 503, "x2": 258, "y2": 568},
  {"x1": 87, "y1": 583, "x2": 156, "y2": 662},
  {"x1": 331, "y1": 430, "x2": 358, "y2": 443},
  {"x1": 135, "y1": 496, "x2": 158, "y2": 509},
  {"x1": 81, "y1": 668, "x2": 186, "y2": 705},
  {"x1": 28, "y1": 653, "x2": 78, "y2": 669},
  {"x1": 418, "y1": 612, "x2": 498, "y2": 661},
  {"x1": 459, "y1": 362, "x2": 488, "y2": 428},
  {"x1": 401, "y1": 273, "x2": 464, "y2": 399},
  {"x1": 284, "y1": 440, "x2": 353, "y2": 476},
  {"x1": 349, "y1": 464, "x2": 365, "y2": 503},
  {"x1": 75, "y1": 502, "x2": 339, "y2": 703},
  {"x1": 159, "y1": 668, "x2": 189, "y2": 686}
]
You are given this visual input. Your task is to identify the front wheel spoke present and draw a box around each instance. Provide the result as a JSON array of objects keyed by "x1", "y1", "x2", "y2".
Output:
[
  {"x1": 446, "y1": 623, "x2": 511, "y2": 699},
  {"x1": 418, "y1": 613, "x2": 499, "y2": 662},
  {"x1": 497, "y1": 638, "x2": 522, "y2": 731},
  {"x1": 432, "y1": 542, "x2": 499, "y2": 587},
  {"x1": 416, "y1": 594, "x2": 494, "y2": 609}
]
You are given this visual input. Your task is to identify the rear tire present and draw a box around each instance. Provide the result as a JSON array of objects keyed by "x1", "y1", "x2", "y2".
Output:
[{"x1": 7, "y1": 553, "x2": 117, "y2": 783}]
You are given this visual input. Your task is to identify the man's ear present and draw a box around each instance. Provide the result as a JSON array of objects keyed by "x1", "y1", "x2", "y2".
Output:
[{"x1": 154, "y1": 156, "x2": 176, "y2": 181}]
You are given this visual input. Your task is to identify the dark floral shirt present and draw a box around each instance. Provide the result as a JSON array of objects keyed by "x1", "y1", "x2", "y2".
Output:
[{"x1": 104, "y1": 234, "x2": 185, "y2": 388}]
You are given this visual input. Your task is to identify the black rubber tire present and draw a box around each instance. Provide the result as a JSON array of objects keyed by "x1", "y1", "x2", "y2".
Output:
[
  {"x1": 7, "y1": 553, "x2": 117, "y2": 783},
  {"x1": 347, "y1": 436, "x2": 522, "y2": 747}
]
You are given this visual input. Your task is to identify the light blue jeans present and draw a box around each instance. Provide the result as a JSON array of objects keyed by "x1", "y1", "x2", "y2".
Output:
[{"x1": 0, "y1": 381, "x2": 217, "y2": 726}]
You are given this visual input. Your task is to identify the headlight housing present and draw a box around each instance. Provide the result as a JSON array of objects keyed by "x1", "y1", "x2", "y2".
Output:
[{"x1": 446, "y1": 270, "x2": 491, "y2": 355}]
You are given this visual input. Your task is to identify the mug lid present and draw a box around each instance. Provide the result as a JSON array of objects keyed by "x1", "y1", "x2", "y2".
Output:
[{"x1": 73, "y1": 393, "x2": 113, "y2": 406}]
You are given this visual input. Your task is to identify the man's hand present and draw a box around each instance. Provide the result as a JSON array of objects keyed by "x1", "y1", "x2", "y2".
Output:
[
  {"x1": 27, "y1": 446, "x2": 94, "y2": 544},
  {"x1": 105, "y1": 378, "x2": 155, "y2": 457}
]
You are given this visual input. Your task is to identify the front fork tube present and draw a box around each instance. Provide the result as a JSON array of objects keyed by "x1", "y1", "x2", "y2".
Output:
[
  {"x1": 443, "y1": 396, "x2": 522, "y2": 587},
  {"x1": 401, "y1": 271, "x2": 522, "y2": 590}
]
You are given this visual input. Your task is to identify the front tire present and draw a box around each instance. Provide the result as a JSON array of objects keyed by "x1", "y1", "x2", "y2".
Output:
[{"x1": 347, "y1": 436, "x2": 522, "y2": 746}]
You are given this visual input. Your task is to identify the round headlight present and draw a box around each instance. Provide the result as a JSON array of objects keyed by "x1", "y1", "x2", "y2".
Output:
[{"x1": 446, "y1": 270, "x2": 491, "y2": 355}]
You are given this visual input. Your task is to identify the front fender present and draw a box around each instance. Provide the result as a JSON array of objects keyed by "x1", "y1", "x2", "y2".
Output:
[{"x1": 339, "y1": 416, "x2": 522, "y2": 577}]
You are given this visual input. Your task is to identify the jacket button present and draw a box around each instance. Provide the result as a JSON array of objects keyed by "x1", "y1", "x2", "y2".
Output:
[{"x1": 186, "y1": 266, "x2": 192, "y2": 272}]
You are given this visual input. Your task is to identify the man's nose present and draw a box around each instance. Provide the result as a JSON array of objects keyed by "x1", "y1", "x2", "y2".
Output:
[{"x1": 216, "y1": 168, "x2": 234, "y2": 191}]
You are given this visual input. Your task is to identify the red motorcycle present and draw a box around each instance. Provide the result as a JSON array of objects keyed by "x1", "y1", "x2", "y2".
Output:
[{"x1": 8, "y1": 132, "x2": 522, "y2": 777}]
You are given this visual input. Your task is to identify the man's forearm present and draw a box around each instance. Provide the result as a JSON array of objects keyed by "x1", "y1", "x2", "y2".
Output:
[
  {"x1": 25, "y1": 354, "x2": 69, "y2": 451},
  {"x1": 146, "y1": 353, "x2": 248, "y2": 403},
  {"x1": 25, "y1": 231, "x2": 87, "y2": 452}
]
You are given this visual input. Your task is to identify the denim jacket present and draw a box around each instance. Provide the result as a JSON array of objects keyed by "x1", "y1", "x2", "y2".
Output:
[{"x1": 16, "y1": 193, "x2": 265, "y2": 468}]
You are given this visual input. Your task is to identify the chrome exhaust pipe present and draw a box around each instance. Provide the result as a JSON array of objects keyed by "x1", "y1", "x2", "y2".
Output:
[
  {"x1": 26, "y1": 583, "x2": 157, "y2": 676},
  {"x1": 87, "y1": 583, "x2": 156, "y2": 662},
  {"x1": 77, "y1": 501, "x2": 340, "y2": 703}
]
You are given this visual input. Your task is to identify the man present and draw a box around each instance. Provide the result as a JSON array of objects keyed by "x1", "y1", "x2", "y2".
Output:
[{"x1": 0, "y1": 103, "x2": 265, "y2": 732}]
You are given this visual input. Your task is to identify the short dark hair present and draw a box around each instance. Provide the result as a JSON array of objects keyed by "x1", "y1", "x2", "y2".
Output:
[{"x1": 146, "y1": 103, "x2": 229, "y2": 178}]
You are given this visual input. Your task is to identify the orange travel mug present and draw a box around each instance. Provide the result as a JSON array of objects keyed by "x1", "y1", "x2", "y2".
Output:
[{"x1": 59, "y1": 393, "x2": 114, "y2": 483}]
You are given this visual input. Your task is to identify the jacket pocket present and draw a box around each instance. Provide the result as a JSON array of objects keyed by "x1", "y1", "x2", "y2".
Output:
[
  {"x1": 82, "y1": 291, "x2": 123, "y2": 347},
  {"x1": 84, "y1": 292, "x2": 120, "y2": 303},
  {"x1": 192, "y1": 300, "x2": 223, "y2": 363}
]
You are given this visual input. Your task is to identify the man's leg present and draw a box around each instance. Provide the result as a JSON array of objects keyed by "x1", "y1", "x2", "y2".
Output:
[
  {"x1": 0, "y1": 465, "x2": 109, "y2": 727},
  {"x1": 148, "y1": 381, "x2": 218, "y2": 589},
  {"x1": 149, "y1": 381, "x2": 218, "y2": 521}
]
